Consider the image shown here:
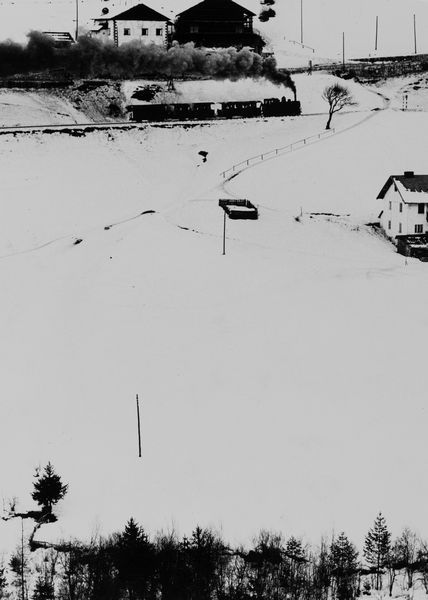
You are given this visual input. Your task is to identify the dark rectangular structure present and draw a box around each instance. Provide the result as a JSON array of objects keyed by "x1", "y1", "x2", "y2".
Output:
[{"x1": 219, "y1": 198, "x2": 258, "y2": 220}]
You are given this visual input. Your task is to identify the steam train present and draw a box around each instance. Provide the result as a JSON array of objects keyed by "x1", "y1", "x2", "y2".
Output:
[{"x1": 127, "y1": 97, "x2": 301, "y2": 122}]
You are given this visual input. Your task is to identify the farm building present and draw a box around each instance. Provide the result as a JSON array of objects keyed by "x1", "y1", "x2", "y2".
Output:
[
  {"x1": 377, "y1": 171, "x2": 428, "y2": 238},
  {"x1": 92, "y1": 3, "x2": 172, "y2": 47},
  {"x1": 173, "y1": 0, "x2": 265, "y2": 52}
]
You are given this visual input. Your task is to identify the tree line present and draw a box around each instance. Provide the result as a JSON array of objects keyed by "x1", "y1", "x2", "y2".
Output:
[{"x1": 3, "y1": 465, "x2": 428, "y2": 600}]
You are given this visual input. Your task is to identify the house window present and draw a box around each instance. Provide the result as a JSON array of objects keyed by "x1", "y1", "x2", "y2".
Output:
[
  {"x1": 190, "y1": 25, "x2": 199, "y2": 33},
  {"x1": 123, "y1": 28, "x2": 130, "y2": 35},
  {"x1": 399, "y1": 203, "x2": 402, "y2": 212},
  {"x1": 399, "y1": 223, "x2": 402, "y2": 233},
  {"x1": 142, "y1": 28, "x2": 148, "y2": 35},
  {"x1": 415, "y1": 224, "x2": 423, "y2": 233},
  {"x1": 156, "y1": 28, "x2": 163, "y2": 36},
  {"x1": 418, "y1": 204, "x2": 425, "y2": 214},
  {"x1": 388, "y1": 220, "x2": 391, "y2": 230},
  {"x1": 389, "y1": 201, "x2": 392, "y2": 210}
]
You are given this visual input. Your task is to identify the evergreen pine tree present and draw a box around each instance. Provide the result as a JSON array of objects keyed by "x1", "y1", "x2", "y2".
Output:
[
  {"x1": 113, "y1": 518, "x2": 155, "y2": 600},
  {"x1": 31, "y1": 463, "x2": 68, "y2": 516},
  {"x1": 330, "y1": 532, "x2": 359, "y2": 600},
  {"x1": 363, "y1": 513, "x2": 391, "y2": 590},
  {"x1": 32, "y1": 578, "x2": 54, "y2": 600}
]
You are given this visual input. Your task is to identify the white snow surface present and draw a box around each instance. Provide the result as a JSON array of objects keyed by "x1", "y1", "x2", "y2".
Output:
[
  {"x1": 1, "y1": 75, "x2": 428, "y2": 555},
  {"x1": 0, "y1": 90, "x2": 86, "y2": 127}
]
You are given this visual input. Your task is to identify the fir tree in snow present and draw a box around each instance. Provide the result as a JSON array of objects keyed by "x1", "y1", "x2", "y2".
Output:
[
  {"x1": 31, "y1": 463, "x2": 68, "y2": 516},
  {"x1": 363, "y1": 512, "x2": 391, "y2": 590},
  {"x1": 330, "y1": 532, "x2": 359, "y2": 600},
  {"x1": 114, "y1": 518, "x2": 155, "y2": 600},
  {"x1": 32, "y1": 577, "x2": 54, "y2": 600}
]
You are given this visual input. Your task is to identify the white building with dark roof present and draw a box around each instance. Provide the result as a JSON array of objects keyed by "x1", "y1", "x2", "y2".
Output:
[
  {"x1": 377, "y1": 171, "x2": 428, "y2": 238},
  {"x1": 92, "y1": 3, "x2": 172, "y2": 47}
]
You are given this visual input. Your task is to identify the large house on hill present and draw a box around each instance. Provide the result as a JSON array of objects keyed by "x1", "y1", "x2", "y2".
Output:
[
  {"x1": 92, "y1": 3, "x2": 172, "y2": 47},
  {"x1": 173, "y1": 0, "x2": 265, "y2": 53},
  {"x1": 377, "y1": 171, "x2": 428, "y2": 238}
]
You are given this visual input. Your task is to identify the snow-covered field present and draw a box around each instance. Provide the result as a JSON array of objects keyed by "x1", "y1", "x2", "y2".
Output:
[
  {"x1": 0, "y1": 91, "x2": 85, "y2": 127},
  {"x1": 1, "y1": 73, "x2": 428, "y2": 556}
]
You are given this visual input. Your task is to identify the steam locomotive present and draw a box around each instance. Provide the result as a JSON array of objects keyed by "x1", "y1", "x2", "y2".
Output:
[{"x1": 127, "y1": 97, "x2": 301, "y2": 122}]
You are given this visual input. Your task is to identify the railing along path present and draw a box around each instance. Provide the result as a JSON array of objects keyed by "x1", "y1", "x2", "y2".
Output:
[{"x1": 220, "y1": 128, "x2": 335, "y2": 179}]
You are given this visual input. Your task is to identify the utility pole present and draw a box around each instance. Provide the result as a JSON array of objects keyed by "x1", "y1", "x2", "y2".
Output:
[
  {"x1": 222, "y1": 211, "x2": 226, "y2": 255},
  {"x1": 342, "y1": 32, "x2": 345, "y2": 68},
  {"x1": 21, "y1": 519, "x2": 25, "y2": 600},
  {"x1": 75, "y1": 0, "x2": 79, "y2": 42},
  {"x1": 375, "y1": 15, "x2": 378, "y2": 52},
  {"x1": 413, "y1": 14, "x2": 417, "y2": 54},
  {"x1": 300, "y1": 0, "x2": 303, "y2": 44},
  {"x1": 136, "y1": 394, "x2": 142, "y2": 458}
]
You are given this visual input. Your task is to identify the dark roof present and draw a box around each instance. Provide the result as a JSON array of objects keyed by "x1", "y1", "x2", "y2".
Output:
[
  {"x1": 97, "y1": 3, "x2": 171, "y2": 22},
  {"x1": 177, "y1": 0, "x2": 255, "y2": 20},
  {"x1": 377, "y1": 173, "x2": 428, "y2": 199}
]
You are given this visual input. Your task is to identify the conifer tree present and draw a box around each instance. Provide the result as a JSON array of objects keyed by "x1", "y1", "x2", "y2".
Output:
[
  {"x1": 113, "y1": 518, "x2": 155, "y2": 600},
  {"x1": 330, "y1": 532, "x2": 359, "y2": 600},
  {"x1": 31, "y1": 463, "x2": 68, "y2": 516},
  {"x1": 363, "y1": 513, "x2": 391, "y2": 590}
]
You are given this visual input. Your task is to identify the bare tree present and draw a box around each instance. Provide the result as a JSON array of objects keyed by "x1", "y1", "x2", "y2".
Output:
[{"x1": 322, "y1": 84, "x2": 356, "y2": 130}]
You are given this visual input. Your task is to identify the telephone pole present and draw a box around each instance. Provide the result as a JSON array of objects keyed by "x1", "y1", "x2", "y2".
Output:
[
  {"x1": 413, "y1": 14, "x2": 417, "y2": 54},
  {"x1": 342, "y1": 32, "x2": 345, "y2": 68},
  {"x1": 75, "y1": 0, "x2": 79, "y2": 41},
  {"x1": 222, "y1": 211, "x2": 226, "y2": 255},
  {"x1": 136, "y1": 394, "x2": 142, "y2": 458},
  {"x1": 375, "y1": 16, "x2": 378, "y2": 52},
  {"x1": 21, "y1": 519, "x2": 25, "y2": 600}
]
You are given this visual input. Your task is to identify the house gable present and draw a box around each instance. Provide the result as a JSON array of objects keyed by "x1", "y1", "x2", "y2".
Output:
[
  {"x1": 176, "y1": 0, "x2": 256, "y2": 21},
  {"x1": 96, "y1": 3, "x2": 171, "y2": 22}
]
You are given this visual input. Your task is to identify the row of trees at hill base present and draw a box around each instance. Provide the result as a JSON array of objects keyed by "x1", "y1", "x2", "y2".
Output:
[{"x1": 2, "y1": 465, "x2": 428, "y2": 600}]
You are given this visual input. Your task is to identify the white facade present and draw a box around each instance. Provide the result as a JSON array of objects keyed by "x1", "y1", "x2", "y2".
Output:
[
  {"x1": 115, "y1": 19, "x2": 167, "y2": 46},
  {"x1": 379, "y1": 183, "x2": 428, "y2": 238},
  {"x1": 92, "y1": 19, "x2": 168, "y2": 46}
]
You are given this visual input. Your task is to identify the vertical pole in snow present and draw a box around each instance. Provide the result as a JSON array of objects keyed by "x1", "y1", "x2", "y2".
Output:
[
  {"x1": 136, "y1": 394, "x2": 142, "y2": 458},
  {"x1": 414, "y1": 14, "x2": 417, "y2": 54},
  {"x1": 375, "y1": 16, "x2": 378, "y2": 52},
  {"x1": 342, "y1": 32, "x2": 345, "y2": 68},
  {"x1": 223, "y1": 211, "x2": 226, "y2": 255},
  {"x1": 21, "y1": 519, "x2": 25, "y2": 600},
  {"x1": 75, "y1": 0, "x2": 79, "y2": 41}
]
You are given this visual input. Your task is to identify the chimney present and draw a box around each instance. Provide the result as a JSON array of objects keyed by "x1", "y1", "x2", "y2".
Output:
[{"x1": 404, "y1": 171, "x2": 415, "y2": 177}]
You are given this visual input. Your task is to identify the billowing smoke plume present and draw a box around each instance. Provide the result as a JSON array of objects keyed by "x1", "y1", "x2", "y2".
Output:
[
  {"x1": 259, "y1": 0, "x2": 276, "y2": 22},
  {"x1": 0, "y1": 32, "x2": 296, "y2": 97}
]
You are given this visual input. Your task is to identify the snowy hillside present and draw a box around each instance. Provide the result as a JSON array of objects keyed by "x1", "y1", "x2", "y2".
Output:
[
  {"x1": 0, "y1": 73, "x2": 384, "y2": 129},
  {"x1": 1, "y1": 74, "x2": 428, "y2": 559},
  {"x1": 0, "y1": 90, "x2": 86, "y2": 127}
]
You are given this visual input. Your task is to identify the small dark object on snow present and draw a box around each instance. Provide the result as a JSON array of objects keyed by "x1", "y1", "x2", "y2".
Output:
[
  {"x1": 74, "y1": 238, "x2": 83, "y2": 245},
  {"x1": 198, "y1": 150, "x2": 208, "y2": 162},
  {"x1": 141, "y1": 210, "x2": 156, "y2": 214}
]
